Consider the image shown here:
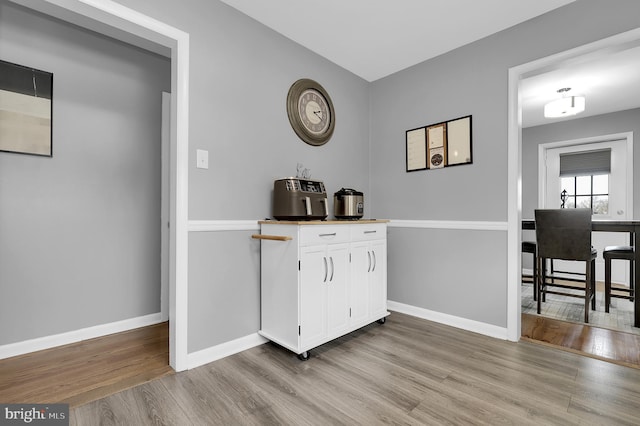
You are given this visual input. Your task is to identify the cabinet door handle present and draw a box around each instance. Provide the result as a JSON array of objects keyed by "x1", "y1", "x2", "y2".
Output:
[
  {"x1": 371, "y1": 250, "x2": 377, "y2": 272},
  {"x1": 329, "y1": 256, "x2": 334, "y2": 282},
  {"x1": 364, "y1": 230, "x2": 377, "y2": 234},
  {"x1": 319, "y1": 232, "x2": 337, "y2": 237},
  {"x1": 367, "y1": 251, "x2": 372, "y2": 272},
  {"x1": 323, "y1": 257, "x2": 328, "y2": 282}
]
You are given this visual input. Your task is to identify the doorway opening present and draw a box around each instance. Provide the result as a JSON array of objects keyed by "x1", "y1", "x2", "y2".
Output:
[
  {"x1": 507, "y1": 28, "x2": 640, "y2": 351},
  {"x1": 521, "y1": 135, "x2": 636, "y2": 334},
  {"x1": 15, "y1": 0, "x2": 191, "y2": 372}
]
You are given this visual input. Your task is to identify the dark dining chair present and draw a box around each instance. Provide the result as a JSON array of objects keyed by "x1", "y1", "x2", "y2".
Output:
[
  {"x1": 535, "y1": 208, "x2": 597, "y2": 323},
  {"x1": 604, "y1": 245, "x2": 635, "y2": 313}
]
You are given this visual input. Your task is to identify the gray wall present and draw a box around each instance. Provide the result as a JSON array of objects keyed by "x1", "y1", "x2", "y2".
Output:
[
  {"x1": 523, "y1": 108, "x2": 640, "y2": 219},
  {"x1": 0, "y1": 3, "x2": 170, "y2": 345},
  {"x1": 370, "y1": 0, "x2": 640, "y2": 327},
  {"x1": 119, "y1": 0, "x2": 371, "y2": 221},
  {"x1": 188, "y1": 231, "x2": 260, "y2": 352},
  {"x1": 387, "y1": 228, "x2": 507, "y2": 325},
  {"x1": 4, "y1": 0, "x2": 640, "y2": 353},
  {"x1": 113, "y1": 0, "x2": 371, "y2": 353}
]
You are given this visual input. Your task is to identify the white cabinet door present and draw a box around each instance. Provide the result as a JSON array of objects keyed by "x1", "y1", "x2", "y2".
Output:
[
  {"x1": 299, "y1": 246, "x2": 327, "y2": 348},
  {"x1": 368, "y1": 240, "x2": 387, "y2": 318},
  {"x1": 350, "y1": 238, "x2": 387, "y2": 323},
  {"x1": 349, "y1": 241, "x2": 370, "y2": 324},
  {"x1": 326, "y1": 243, "x2": 350, "y2": 337}
]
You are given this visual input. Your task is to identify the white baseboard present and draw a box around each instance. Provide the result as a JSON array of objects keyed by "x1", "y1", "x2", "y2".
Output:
[
  {"x1": 0, "y1": 312, "x2": 164, "y2": 360},
  {"x1": 387, "y1": 300, "x2": 509, "y2": 340},
  {"x1": 187, "y1": 333, "x2": 268, "y2": 370}
]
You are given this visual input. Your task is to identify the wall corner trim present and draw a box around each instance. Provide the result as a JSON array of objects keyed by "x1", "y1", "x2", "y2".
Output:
[
  {"x1": 388, "y1": 219, "x2": 508, "y2": 231},
  {"x1": 187, "y1": 333, "x2": 268, "y2": 370},
  {"x1": 387, "y1": 300, "x2": 509, "y2": 340},
  {"x1": 0, "y1": 313, "x2": 164, "y2": 361},
  {"x1": 188, "y1": 220, "x2": 260, "y2": 232}
]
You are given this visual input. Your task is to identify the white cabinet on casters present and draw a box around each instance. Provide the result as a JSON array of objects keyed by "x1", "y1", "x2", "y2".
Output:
[{"x1": 255, "y1": 220, "x2": 389, "y2": 361}]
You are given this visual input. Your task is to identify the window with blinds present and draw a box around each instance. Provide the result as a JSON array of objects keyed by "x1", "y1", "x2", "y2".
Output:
[
  {"x1": 559, "y1": 149, "x2": 611, "y2": 176},
  {"x1": 559, "y1": 149, "x2": 611, "y2": 214}
]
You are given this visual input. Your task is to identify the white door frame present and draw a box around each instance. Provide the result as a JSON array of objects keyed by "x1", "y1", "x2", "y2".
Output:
[
  {"x1": 161, "y1": 92, "x2": 171, "y2": 321},
  {"x1": 11, "y1": 0, "x2": 191, "y2": 371},
  {"x1": 508, "y1": 27, "x2": 640, "y2": 342}
]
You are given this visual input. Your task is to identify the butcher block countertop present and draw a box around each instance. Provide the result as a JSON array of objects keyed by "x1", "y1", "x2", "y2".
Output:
[{"x1": 258, "y1": 219, "x2": 389, "y2": 225}]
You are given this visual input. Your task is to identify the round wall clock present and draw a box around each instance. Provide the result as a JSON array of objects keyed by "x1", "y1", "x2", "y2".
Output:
[{"x1": 286, "y1": 79, "x2": 335, "y2": 146}]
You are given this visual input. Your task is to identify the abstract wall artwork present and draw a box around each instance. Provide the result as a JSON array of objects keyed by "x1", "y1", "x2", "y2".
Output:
[{"x1": 0, "y1": 60, "x2": 53, "y2": 157}]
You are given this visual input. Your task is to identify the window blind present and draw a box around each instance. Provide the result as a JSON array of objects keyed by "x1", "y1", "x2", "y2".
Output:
[{"x1": 559, "y1": 149, "x2": 611, "y2": 176}]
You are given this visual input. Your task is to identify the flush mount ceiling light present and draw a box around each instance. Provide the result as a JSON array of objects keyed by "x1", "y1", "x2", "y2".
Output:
[{"x1": 544, "y1": 87, "x2": 586, "y2": 118}]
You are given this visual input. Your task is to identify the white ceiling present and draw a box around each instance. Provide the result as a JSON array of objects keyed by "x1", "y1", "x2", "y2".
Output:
[
  {"x1": 520, "y1": 45, "x2": 640, "y2": 127},
  {"x1": 220, "y1": 0, "x2": 640, "y2": 127},
  {"x1": 219, "y1": 0, "x2": 575, "y2": 82}
]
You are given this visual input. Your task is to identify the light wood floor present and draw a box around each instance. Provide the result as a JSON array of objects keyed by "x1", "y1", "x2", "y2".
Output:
[
  {"x1": 0, "y1": 322, "x2": 172, "y2": 408},
  {"x1": 3, "y1": 314, "x2": 640, "y2": 424},
  {"x1": 63, "y1": 312, "x2": 640, "y2": 425},
  {"x1": 522, "y1": 313, "x2": 640, "y2": 369}
]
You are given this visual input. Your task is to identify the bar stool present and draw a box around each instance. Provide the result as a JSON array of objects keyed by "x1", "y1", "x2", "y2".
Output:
[
  {"x1": 604, "y1": 245, "x2": 635, "y2": 313},
  {"x1": 522, "y1": 241, "x2": 537, "y2": 301},
  {"x1": 535, "y1": 209, "x2": 597, "y2": 323}
]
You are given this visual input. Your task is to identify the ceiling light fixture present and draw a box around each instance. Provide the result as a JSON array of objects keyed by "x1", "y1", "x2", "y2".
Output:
[{"x1": 544, "y1": 87, "x2": 586, "y2": 118}]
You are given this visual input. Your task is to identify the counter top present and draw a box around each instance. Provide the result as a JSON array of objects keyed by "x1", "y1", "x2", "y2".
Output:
[{"x1": 259, "y1": 219, "x2": 389, "y2": 225}]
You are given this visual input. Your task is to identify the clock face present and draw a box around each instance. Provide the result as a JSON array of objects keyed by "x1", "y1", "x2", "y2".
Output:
[
  {"x1": 298, "y1": 89, "x2": 330, "y2": 135},
  {"x1": 286, "y1": 79, "x2": 335, "y2": 146}
]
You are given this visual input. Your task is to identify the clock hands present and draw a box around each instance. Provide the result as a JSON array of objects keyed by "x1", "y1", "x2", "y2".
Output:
[{"x1": 313, "y1": 110, "x2": 323, "y2": 119}]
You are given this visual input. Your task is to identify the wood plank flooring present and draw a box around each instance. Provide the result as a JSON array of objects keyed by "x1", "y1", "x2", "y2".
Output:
[
  {"x1": 522, "y1": 313, "x2": 640, "y2": 369},
  {"x1": 0, "y1": 322, "x2": 172, "y2": 408},
  {"x1": 69, "y1": 312, "x2": 640, "y2": 425}
]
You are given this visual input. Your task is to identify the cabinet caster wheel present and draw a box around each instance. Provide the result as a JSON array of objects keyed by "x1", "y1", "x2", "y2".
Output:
[
  {"x1": 377, "y1": 317, "x2": 386, "y2": 324},
  {"x1": 297, "y1": 351, "x2": 310, "y2": 361}
]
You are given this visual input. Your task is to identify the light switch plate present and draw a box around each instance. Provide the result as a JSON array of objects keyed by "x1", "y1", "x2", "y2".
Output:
[{"x1": 196, "y1": 149, "x2": 209, "y2": 169}]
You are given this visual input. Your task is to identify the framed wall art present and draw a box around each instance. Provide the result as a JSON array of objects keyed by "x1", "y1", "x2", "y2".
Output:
[
  {"x1": 427, "y1": 122, "x2": 446, "y2": 169},
  {"x1": 406, "y1": 126, "x2": 427, "y2": 171},
  {"x1": 446, "y1": 116, "x2": 472, "y2": 166},
  {"x1": 0, "y1": 60, "x2": 53, "y2": 157},
  {"x1": 405, "y1": 115, "x2": 472, "y2": 172}
]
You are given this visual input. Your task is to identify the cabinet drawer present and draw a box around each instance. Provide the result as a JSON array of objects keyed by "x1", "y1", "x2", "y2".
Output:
[
  {"x1": 299, "y1": 226, "x2": 350, "y2": 246},
  {"x1": 351, "y1": 223, "x2": 386, "y2": 241}
]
